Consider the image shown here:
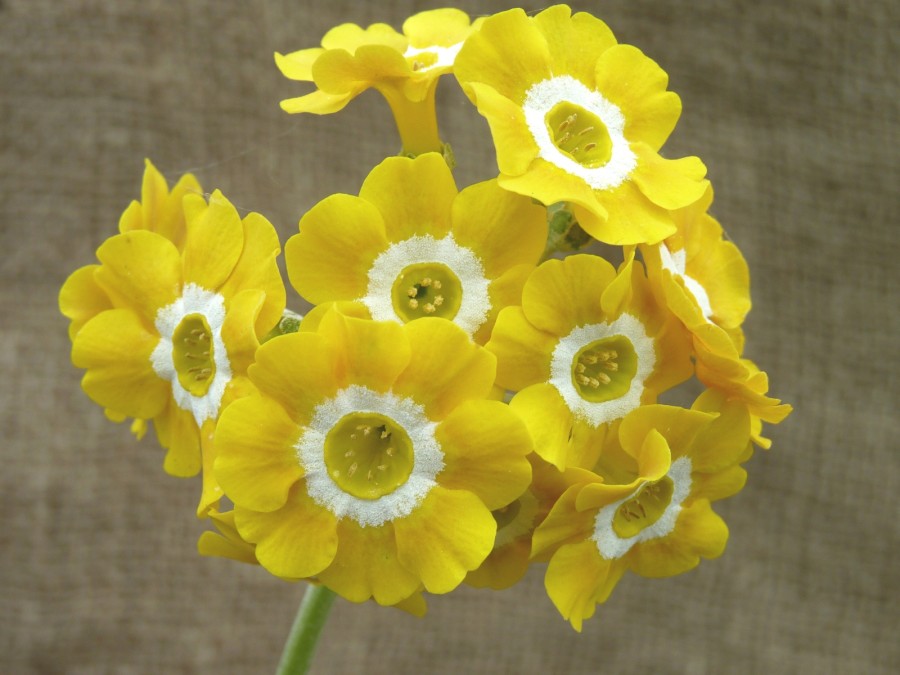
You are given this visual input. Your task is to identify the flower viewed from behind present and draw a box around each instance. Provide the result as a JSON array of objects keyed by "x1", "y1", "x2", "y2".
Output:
[
  {"x1": 67, "y1": 189, "x2": 285, "y2": 510},
  {"x1": 214, "y1": 310, "x2": 533, "y2": 605},
  {"x1": 276, "y1": 8, "x2": 480, "y2": 155},
  {"x1": 285, "y1": 153, "x2": 547, "y2": 344},
  {"x1": 532, "y1": 396, "x2": 751, "y2": 630},
  {"x1": 487, "y1": 254, "x2": 692, "y2": 469},
  {"x1": 454, "y1": 5, "x2": 708, "y2": 245}
]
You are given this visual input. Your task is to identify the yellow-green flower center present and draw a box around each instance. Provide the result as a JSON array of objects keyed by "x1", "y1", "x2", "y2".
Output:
[
  {"x1": 546, "y1": 102, "x2": 613, "y2": 168},
  {"x1": 612, "y1": 477, "x2": 675, "y2": 538},
  {"x1": 571, "y1": 335, "x2": 637, "y2": 402},
  {"x1": 391, "y1": 262, "x2": 462, "y2": 322},
  {"x1": 172, "y1": 314, "x2": 216, "y2": 396},
  {"x1": 324, "y1": 413, "x2": 414, "y2": 500}
]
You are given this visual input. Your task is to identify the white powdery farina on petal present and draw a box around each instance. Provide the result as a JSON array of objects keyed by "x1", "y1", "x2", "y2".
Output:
[
  {"x1": 404, "y1": 42, "x2": 464, "y2": 73},
  {"x1": 592, "y1": 457, "x2": 693, "y2": 559},
  {"x1": 297, "y1": 385, "x2": 444, "y2": 527},
  {"x1": 523, "y1": 75, "x2": 636, "y2": 190},
  {"x1": 549, "y1": 314, "x2": 656, "y2": 427},
  {"x1": 361, "y1": 233, "x2": 492, "y2": 336},
  {"x1": 150, "y1": 283, "x2": 232, "y2": 427},
  {"x1": 659, "y1": 244, "x2": 714, "y2": 321}
]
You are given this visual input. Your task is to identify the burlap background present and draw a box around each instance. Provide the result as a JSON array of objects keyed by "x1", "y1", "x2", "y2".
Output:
[{"x1": 2, "y1": 0, "x2": 897, "y2": 673}]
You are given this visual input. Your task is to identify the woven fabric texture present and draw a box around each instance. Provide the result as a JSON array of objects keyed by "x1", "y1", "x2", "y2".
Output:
[{"x1": 1, "y1": 0, "x2": 897, "y2": 673}]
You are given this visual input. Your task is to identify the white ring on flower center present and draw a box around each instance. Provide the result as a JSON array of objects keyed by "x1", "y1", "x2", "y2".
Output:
[
  {"x1": 296, "y1": 385, "x2": 444, "y2": 527},
  {"x1": 523, "y1": 75, "x2": 636, "y2": 190},
  {"x1": 659, "y1": 244, "x2": 714, "y2": 321},
  {"x1": 548, "y1": 313, "x2": 656, "y2": 427},
  {"x1": 360, "y1": 233, "x2": 492, "y2": 337},
  {"x1": 150, "y1": 283, "x2": 231, "y2": 427},
  {"x1": 404, "y1": 42, "x2": 463, "y2": 73},
  {"x1": 592, "y1": 456, "x2": 692, "y2": 560}
]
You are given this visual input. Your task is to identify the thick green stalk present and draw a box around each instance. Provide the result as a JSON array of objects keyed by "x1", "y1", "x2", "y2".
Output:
[{"x1": 276, "y1": 584, "x2": 337, "y2": 675}]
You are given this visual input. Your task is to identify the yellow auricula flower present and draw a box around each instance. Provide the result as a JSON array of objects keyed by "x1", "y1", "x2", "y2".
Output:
[
  {"x1": 454, "y1": 5, "x2": 709, "y2": 245},
  {"x1": 285, "y1": 153, "x2": 547, "y2": 345},
  {"x1": 641, "y1": 186, "x2": 751, "y2": 357},
  {"x1": 213, "y1": 309, "x2": 533, "y2": 606},
  {"x1": 486, "y1": 254, "x2": 693, "y2": 470},
  {"x1": 533, "y1": 397, "x2": 751, "y2": 631},
  {"x1": 276, "y1": 9, "x2": 480, "y2": 156},
  {"x1": 68, "y1": 190, "x2": 285, "y2": 516}
]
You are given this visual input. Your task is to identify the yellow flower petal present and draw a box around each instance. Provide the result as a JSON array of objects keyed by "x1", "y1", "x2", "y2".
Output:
[
  {"x1": 391, "y1": 318, "x2": 494, "y2": 420},
  {"x1": 317, "y1": 520, "x2": 420, "y2": 606},
  {"x1": 198, "y1": 510, "x2": 258, "y2": 565},
  {"x1": 533, "y1": 6, "x2": 616, "y2": 89},
  {"x1": 473, "y1": 264, "x2": 533, "y2": 346},
  {"x1": 220, "y1": 289, "x2": 265, "y2": 375},
  {"x1": 182, "y1": 190, "x2": 244, "y2": 291},
  {"x1": 435, "y1": 400, "x2": 532, "y2": 510},
  {"x1": 274, "y1": 48, "x2": 324, "y2": 81},
  {"x1": 235, "y1": 483, "x2": 339, "y2": 580},
  {"x1": 545, "y1": 539, "x2": 625, "y2": 632},
  {"x1": 280, "y1": 90, "x2": 353, "y2": 115},
  {"x1": 59, "y1": 265, "x2": 112, "y2": 340},
  {"x1": 450, "y1": 178, "x2": 546, "y2": 278},
  {"x1": 627, "y1": 499, "x2": 728, "y2": 577},
  {"x1": 454, "y1": 8, "x2": 552, "y2": 103},
  {"x1": 285, "y1": 194, "x2": 389, "y2": 304},
  {"x1": 248, "y1": 331, "x2": 341, "y2": 423},
  {"x1": 618, "y1": 405, "x2": 713, "y2": 466},
  {"x1": 509, "y1": 383, "x2": 573, "y2": 470},
  {"x1": 521, "y1": 255, "x2": 616, "y2": 336},
  {"x1": 317, "y1": 311, "x2": 411, "y2": 393},
  {"x1": 486, "y1": 307, "x2": 555, "y2": 391},
  {"x1": 402, "y1": 8, "x2": 471, "y2": 47},
  {"x1": 630, "y1": 143, "x2": 708, "y2": 211},
  {"x1": 394, "y1": 486, "x2": 496, "y2": 594},
  {"x1": 358, "y1": 154, "x2": 456, "y2": 241},
  {"x1": 500, "y1": 157, "x2": 607, "y2": 218},
  {"x1": 312, "y1": 43, "x2": 409, "y2": 95},
  {"x1": 215, "y1": 395, "x2": 303, "y2": 512},
  {"x1": 692, "y1": 465, "x2": 747, "y2": 502},
  {"x1": 593, "y1": 44, "x2": 682, "y2": 151},
  {"x1": 463, "y1": 83, "x2": 539, "y2": 176},
  {"x1": 466, "y1": 537, "x2": 531, "y2": 590},
  {"x1": 531, "y1": 483, "x2": 595, "y2": 561},
  {"x1": 218, "y1": 212, "x2": 285, "y2": 336},
  {"x1": 156, "y1": 402, "x2": 202, "y2": 477},
  {"x1": 578, "y1": 179, "x2": 676, "y2": 245},
  {"x1": 94, "y1": 230, "x2": 182, "y2": 324},
  {"x1": 72, "y1": 308, "x2": 168, "y2": 420}
]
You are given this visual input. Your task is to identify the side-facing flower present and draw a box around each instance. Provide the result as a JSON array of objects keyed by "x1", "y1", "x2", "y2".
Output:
[
  {"x1": 487, "y1": 254, "x2": 692, "y2": 470},
  {"x1": 641, "y1": 186, "x2": 750, "y2": 356},
  {"x1": 285, "y1": 153, "x2": 547, "y2": 344},
  {"x1": 276, "y1": 9, "x2": 480, "y2": 156},
  {"x1": 532, "y1": 399, "x2": 751, "y2": 630},
  {"x1": 454, "y1": 5, "x2": 708, "y2": 245},
  {"x1": 214, "y1": 310, "x2": 533, "y2": 606},
  {"x1": 69, "y1": 191, "x2": 286, "y2": 513}
]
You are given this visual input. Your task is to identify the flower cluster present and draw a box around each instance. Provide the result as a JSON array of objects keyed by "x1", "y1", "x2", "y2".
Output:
[{"x1": 60, "y1": 6, "x2": 790, "y2": 630}]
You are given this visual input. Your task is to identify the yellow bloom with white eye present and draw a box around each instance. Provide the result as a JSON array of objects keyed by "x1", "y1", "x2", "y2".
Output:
[
  {"x1": 533, "y1": 399, "x2": 751, "y2": 631},
  {"x1": 68, "y1": 190, "x2": 286, "y2": 513},
  {"x1": 285, "y1": 153, "x2": 547, "y2": 345},
  {"x1": 213, "y1": 310, "x2": 533, "y2": 606},
  {"x1": 60, "y1": 160, "x2": 202, "y2": 439},
  {"x1": 454, "y1": 5, "x2": 709, "y2": 245},
  {"x1": 276, "y1": 9, "x2": 480, "y2": 156},
  {"x1": 641, "y1": 186, "x2": 750, "y2": 356},
  {"x1": 486, "y1": 254, "x2": 693, "y2": 470}
]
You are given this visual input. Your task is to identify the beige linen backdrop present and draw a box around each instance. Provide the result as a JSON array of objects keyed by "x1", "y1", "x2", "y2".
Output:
[{"x1": 2, "y1": 1, "x2": 897, "y2": 673}]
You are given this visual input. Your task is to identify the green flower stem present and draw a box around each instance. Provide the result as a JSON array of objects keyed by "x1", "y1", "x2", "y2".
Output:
[{"x1": 276, "y1": 584, "x2": 337, "y2": 675}]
